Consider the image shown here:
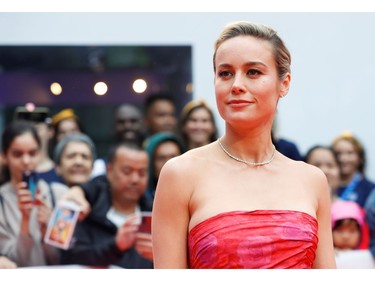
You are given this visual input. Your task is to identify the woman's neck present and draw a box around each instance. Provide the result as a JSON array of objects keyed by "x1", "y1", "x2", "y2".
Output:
[{"x1": 36, "y1": 156, "x2": 55, "y2": 172}]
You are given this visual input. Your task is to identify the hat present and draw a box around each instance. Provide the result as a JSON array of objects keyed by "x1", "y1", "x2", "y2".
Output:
[
  {"x1": 181, "y1": 100, "x2": 210, "y2": 120},
  {"x1": 51, "y1": 108, "x2": 78, "y2": 127},
  {"x1": 331, "y1": 200, "x2": 364, "y2": 228},
  {"x1": 14, "y1": 106, "x2": 50, "y2": 123}
]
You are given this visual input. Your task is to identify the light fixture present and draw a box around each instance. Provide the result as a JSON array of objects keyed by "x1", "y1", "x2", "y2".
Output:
[
  {"x1": 94, "y1": 81, "x2": 108, "y2": 96},
  {"x1": 132, "y1": 79, "x2": 147, "y2": 94},
  {"x1": 50, "y1": 82, "x2": 62, "y2": 95}
]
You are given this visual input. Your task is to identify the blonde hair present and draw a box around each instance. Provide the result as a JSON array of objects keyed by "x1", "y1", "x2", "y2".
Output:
[
  {"x1": 51, "y1": 108, "x2": 78, "y2": 126},
  {"x1": 179, "y1": 99, "x2": 218, "y2": 144},
  {"x1": 332, "y1": 131, "x2": 366, "y2": 174},
  {"x1": 213, "y1": 21, "x2": 291, "y2": 80}
]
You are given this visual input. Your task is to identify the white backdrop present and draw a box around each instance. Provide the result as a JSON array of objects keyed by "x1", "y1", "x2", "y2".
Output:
[{"x1": 1, "y1": 12, "x2": 375, "y2": 181}]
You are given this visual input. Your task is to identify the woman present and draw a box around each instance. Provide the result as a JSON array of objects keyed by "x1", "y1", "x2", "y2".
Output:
[
  {"x1": 0, "y1": 121, "x2": 68, "y2": 267},
  {"x1": 14, "y1": 106, "x2": 60, "y2": 185},
  {"x1": 304, "y1": 145, "x2": 341, "y2": 202},
  {"x1": 332, "y1": 132, "x2": 375, "y2": 207},
  {"x1": 152, "y1": 21, "x2": 336, "y2": 269},
  {"x1": 53, "y1": 133, "x2": 96, "y2": 187},
  {"x1": 48, "y1": 108, "x2": 84, "y2": 160},
  {"x1": 179, "y1": 99, "x2": 218, "y2": 151},
  {"x1": 143, "y1": 132, "x2": 185, "y2": 206}
]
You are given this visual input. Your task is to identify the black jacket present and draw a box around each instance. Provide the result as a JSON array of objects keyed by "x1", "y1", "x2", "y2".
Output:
[{"x1": 60, "y1": 175, "x2": 153, "y2": 268}]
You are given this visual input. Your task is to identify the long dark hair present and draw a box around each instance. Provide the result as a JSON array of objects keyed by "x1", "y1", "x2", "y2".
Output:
[{"x1": 1, "y1": 121, "x2": 41, "y2": 183}]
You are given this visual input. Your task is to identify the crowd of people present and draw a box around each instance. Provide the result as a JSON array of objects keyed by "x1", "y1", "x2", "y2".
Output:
[
  {"x1": 1, "y1": 20, "x2": 375, "y2": 269},
  {"x1": 0, "y1": 92, "x2": 221, "y2": 269}
]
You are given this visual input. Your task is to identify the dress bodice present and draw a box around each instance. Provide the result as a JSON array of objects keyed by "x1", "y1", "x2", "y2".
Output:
[{"x1": 188, "y1": 210, "x2": 318, "y2": 269}]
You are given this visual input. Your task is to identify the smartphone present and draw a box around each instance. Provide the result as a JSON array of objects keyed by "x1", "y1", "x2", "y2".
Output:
[
  {"x1": 22, "y1": 170, "x2": 38, "y2": 199},
  {"x1": 138, "y1": 211, "x2": 152, "y2": 234}
]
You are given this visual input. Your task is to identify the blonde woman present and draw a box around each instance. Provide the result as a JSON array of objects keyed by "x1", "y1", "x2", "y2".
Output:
[{"x1": 152, "y1": 21, "x2": 336, "y2": 269}]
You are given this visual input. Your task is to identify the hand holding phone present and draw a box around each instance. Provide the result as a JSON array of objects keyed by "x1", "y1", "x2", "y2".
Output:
[
  {"x1": 138, "y1": 212, "x2": 152, "y2": 234},
  {"x1": 22, "y1": 170, "x2": 38, "y2": 200}
]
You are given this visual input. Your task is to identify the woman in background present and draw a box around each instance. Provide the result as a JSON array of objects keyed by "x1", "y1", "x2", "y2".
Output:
[
  {"x1": 179, "y1": 100, "x2": 218, "y2": 151},
  {"x1": 304, "y1": 145, "x2": 341, "y2": 202},
  {"x1": 143, "y1": 132, "x2": 184, "y2": 206},
  {"x1": 332, "y1": 132, "x2": 375, "y2": 207},
  {"x1": 0, "y1": 121, "x2": 67, "y2": 267},
  {"x1": 53, "y1": 133, "x2": 96, "y2": 188}
]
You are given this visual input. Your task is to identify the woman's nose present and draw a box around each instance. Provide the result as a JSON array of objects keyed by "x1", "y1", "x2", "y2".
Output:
[
  {"x1": 231, "y1": 74, "x2": 246, "y2": 94},
  {"x1": 22, "y1": 154, "x2": 31, "y2": 165}
]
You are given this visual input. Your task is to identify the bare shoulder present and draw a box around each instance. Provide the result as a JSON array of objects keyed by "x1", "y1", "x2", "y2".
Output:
[
  {"x1": 161, "y1": 143, "x2": 215, "y2": 175},
  {"x1": 283, "y1": 156, "x2": 328, "y2": 190},
  {"x1": 157, "y1": 143, "x2": 216, "y2": 193},
  {"x1": 155, "y1": 144, "x2": 216, "y2": 212}
]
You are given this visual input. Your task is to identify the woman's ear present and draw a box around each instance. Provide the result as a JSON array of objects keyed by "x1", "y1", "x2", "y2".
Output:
[{"x1": 279, "y1": 73, "x2": 291, "y2": 98}]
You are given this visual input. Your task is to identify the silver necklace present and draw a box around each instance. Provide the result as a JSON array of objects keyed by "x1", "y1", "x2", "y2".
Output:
[{"x1": 217, "y1": 137, "x2": 276, "y2": 166}]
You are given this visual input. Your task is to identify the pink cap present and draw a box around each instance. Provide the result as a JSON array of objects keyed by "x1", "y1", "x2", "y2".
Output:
[{"x1": 331, "y1": 200, "x2": 364, "y2": 228}]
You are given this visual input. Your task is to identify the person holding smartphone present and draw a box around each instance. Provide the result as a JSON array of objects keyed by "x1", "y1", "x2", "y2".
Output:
[
  {"x1": 60, "y1": 142, "x2": 153, "y2": 268},
  {"x1": 0, "y1": 121, "x2": 68, "y2": 267}
]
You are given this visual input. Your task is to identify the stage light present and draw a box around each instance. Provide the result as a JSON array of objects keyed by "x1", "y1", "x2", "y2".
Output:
[
  {"x1": 133, "y1": 79, "x2": 147, "y2": 94},
  {"x1": 50, "y1": 82, "x2": 62, "y2": 95},
  {"x1": 94, "y1": 81, "x2": 108, "y2": 96}
]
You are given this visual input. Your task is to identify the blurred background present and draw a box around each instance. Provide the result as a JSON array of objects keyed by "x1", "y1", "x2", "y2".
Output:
[
  {"x1": 1, "y1": 12, "x2": 375, "y2": 180},
  {"x1": 0, "y1": 45, "x2": 192, "y2": 156}
]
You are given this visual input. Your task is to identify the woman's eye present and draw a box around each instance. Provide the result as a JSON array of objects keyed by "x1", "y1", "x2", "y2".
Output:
[
  {"x1": 218, "y1": 71, "x2": 232, "y2": 78},
  {"x1": 247, "y1": 69, "x2": 262, "y2": 76},
  {"x1": 12, "y1": 151, "x2": 22, "y2": 158}
]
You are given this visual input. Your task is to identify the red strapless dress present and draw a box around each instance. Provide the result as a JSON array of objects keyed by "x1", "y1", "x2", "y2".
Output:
[{"x1": 188, "y1": 210, "x2": 318, "y2": 269}]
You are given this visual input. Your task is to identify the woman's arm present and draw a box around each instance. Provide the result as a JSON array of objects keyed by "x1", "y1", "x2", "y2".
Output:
[
  {"x1": 152, "y1": 157, "x2": 192, "y2": 268},
  {"x1": 312, "y1": 168, "x2": 337, "y2": 268}
]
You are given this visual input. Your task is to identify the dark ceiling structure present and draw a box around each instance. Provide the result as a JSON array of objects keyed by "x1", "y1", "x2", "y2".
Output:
[{"x1": 0, "y1": 45, "x2": 192, "y2": 108}]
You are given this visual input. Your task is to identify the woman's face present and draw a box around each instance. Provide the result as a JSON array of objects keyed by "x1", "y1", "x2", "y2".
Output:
[
  {"x1": 154, "y1": 141, "x2": 181, "y2": 179},
  {"x1": 56, "y1": 119, "x2": 80, "y2": 142},
  {"x1": 2, "y1": 132, "x2": 40, "y2": 182},
  {"x1": 214, "y1": 35, "x2": 290, "y2": 129},
  {"x1": 307, "y1": 147, "x2": 340, "y2": 190},
  {"x1": 183, "y1": 107, "x2": 215, "y2": 145},
  {"x1": 333, "y1": 139, "x2": 361, "y2": 177},
  {"x1": 56, "y1": 141, "x2": 93, "y2": 186}
]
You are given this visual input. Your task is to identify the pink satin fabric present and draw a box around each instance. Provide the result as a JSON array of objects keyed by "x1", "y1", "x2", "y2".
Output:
[{"x1": 188, "y1": 210, "x2": 318, "y2": 269}]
